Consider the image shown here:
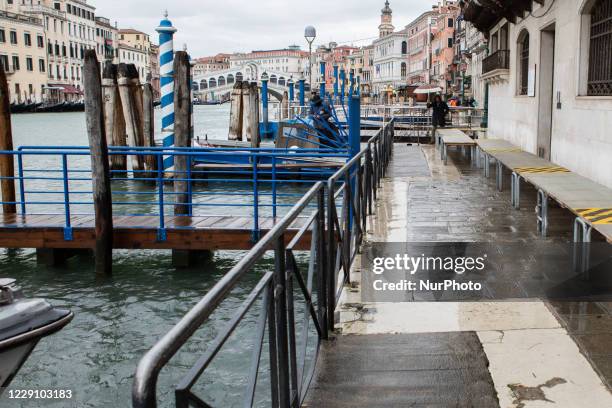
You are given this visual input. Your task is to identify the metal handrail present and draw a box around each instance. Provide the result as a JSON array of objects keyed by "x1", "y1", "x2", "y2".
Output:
[{"x1": 131, "y1": 120, "x2": 394, "y2": 408}]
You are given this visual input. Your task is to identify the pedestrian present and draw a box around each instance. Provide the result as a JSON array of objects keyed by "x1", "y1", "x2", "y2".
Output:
[{"x1": 427, "y1": 94, "x2": 449, "y2": 145}]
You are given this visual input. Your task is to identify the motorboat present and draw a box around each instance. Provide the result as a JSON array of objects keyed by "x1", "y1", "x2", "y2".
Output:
[{"x1": 0, "y1": 278, "x2": 73, "y2": 393}]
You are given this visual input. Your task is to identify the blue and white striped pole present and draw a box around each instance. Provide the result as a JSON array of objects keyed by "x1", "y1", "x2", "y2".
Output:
[
  {"x1": 333, "y1": 65, "x2": 339, "y2": 104},
  {"x1": 319, "y1": 61, "x2": 326, "y2": 98},
  {"x1": 156, "y1": 11, "x2": 177, "y2": 168}
]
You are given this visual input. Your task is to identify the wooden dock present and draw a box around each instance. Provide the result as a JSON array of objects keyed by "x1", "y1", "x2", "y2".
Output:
[{"x1": 0, "y1": 213, "x2": 311, "y2": 251}]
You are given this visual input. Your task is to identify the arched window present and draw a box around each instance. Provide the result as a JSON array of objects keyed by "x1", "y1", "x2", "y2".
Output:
[
  {"x1": 278, "y1": 77, "x2": 286, "y2": 86},
  {"x1": 401, "y1": 41, "x2": 407, "y2": 55},
  {"x1": 192, "y1": 82, "x2": 199, "y2": 92},
  {"x1": 200, "y1": 79, "x2": 208, "y2": 89},
  {"x1": 270, "y1": 74, "x2": 278, "y2": 84},
  {"x1": 209, "y1": 78, "x2": 217, "y2": 88},
  {"x1": 218, "y1": 76, "x2": 226, "y2": 86},
  {"x1": 401, "y1": 62, "x2": 407, "y2": 79},
  {"x1": 517, "y1": 30, "x2": 530, "y2": 95},
  {"x1": 227, "y1": 74, "x2": 235, "y2": 84},
  {"x1": 584, "y1": 0, "x2": 612, "y2": 95},
  {"x1": 236, "y1": 72, "x2": 243, "y2": 82}
]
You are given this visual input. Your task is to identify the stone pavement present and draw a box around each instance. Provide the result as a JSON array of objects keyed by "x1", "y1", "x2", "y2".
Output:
[{"x1": 306, "y1": 143, "x2": 612, "y2": 408}]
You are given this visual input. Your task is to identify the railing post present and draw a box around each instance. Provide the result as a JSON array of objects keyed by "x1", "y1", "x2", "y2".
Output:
[
  {"x1": 285, "y1": 250, "x2": 299, "y2": 406},
  {"x1": 326, "y1": 180, "x2": 336, "y2": 332},
  {"x1": 272, "y1": 155, "x2": 277, "y2": 219},
  {"x1": 267, "y1": 279, "x2": 280, "y2": 408},
  {"x1": 17, "y1": 153, "x2": 25, "y2": 214},
  {"x1": 61, "y1": 154, "x2": 72, "y2": 241},
  {"x1": 252, "y1": 157, "x2": 260, "y2": 242},
  {"x1": 342, "y1": 172, "x2": 351, "y2": 278},
  {"x1": 273, "y1": 234, "x2": 290, "y2": 407},
  {"x1": 156, "y1": 153, "x2": 166, "y2": 241},
  {"x1": 316, "y1": 187, "x2": 328, "y2": 338}
]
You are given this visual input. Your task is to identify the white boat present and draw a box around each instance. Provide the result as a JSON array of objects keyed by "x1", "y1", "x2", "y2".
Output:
[{"x1": 0, "y1": 278, "x2": 73, "y2": 393}]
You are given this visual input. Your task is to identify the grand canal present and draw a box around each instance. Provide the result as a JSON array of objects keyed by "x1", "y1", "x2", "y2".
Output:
[{"x1": 1, "y1": 105, "x2": 314, "y2": 408}]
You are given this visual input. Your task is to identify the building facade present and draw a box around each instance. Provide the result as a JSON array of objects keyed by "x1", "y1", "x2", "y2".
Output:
[
  {"x1": 193, "y1": 53, "x2": 230, "y2": 77},
  {"x1": 430, "y1": 2, "x2": 459, "y2": 95},
  {"x1": 463, "y1": 0, "x2": 612, "y2": 188},
  {"x1": 118, "y1": 28, "x2": 151, "y2": 82},
  {"x1": 372, "y1": 1, "x2": 409, "y2": 101},
  {"x1": 95, "y1": 16, "x2": 118, "y2": 64},
  {"x1": 405, "y1": 10, "x2": 436, "y2": 86},
  {"x1": 229, "y1": 48, "x2": 308, "y2": 80},
  {"x1": 0, "y1": 6, "x2": 47, "y2": 102}
]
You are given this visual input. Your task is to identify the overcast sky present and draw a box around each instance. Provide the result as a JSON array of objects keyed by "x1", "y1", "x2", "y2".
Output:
[{"x1": 94, "y1": 0, "x2": 437, "y2": 57}]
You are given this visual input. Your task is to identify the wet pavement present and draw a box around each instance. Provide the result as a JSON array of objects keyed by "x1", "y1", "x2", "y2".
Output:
[{"x1": 307, "y1": 143, "x2": 612, "y2": 407}]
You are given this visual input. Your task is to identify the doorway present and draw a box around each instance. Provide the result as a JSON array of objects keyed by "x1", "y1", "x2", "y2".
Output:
[{"x1": 537, "y1": 23, "x2": 555, "y2": 160}]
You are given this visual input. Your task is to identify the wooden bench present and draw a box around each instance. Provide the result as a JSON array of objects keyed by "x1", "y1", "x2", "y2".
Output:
[
  {"x1": 475, "y1": 139, "x2": 612, "y2": 243},
  {"x1": 437, "y1": 129, "x2": 476, "y2": 165}
]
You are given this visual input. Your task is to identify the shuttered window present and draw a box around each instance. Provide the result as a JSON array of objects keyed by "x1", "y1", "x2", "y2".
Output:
[{"x1": 588, "y1": 0, "x2": 612, "y2": 95}]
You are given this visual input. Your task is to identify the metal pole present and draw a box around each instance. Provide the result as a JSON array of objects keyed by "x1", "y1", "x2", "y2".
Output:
[
  {"x1": 340, "y1": 69, "x2": 346, "y2": 104},
  {"x1": 319, "y1": 61, "x2": 326, "y2": 97},
  {"x1": 349, "y1": 70, "x2": 355, "y2": 97},
  {"x1": 298, "y1": 79, "x2": 305, "y2": 107},
  {"x1": 288, "y1": 81, "x2": 294, "y2": 102},
  {"x1": 262, "y1": 78, "x2": 269, "y2": 136},
  {"x1": 333, "y1": 65, "x2": 339, "y2": 103},
  {"x1": 308, "y1": 43, "x2": 313, "y2": 94}
]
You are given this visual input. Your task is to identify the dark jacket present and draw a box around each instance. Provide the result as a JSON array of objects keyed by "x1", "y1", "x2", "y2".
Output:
[{"x1": 427, "y1": 100, "x2": 449, "y2": 127}]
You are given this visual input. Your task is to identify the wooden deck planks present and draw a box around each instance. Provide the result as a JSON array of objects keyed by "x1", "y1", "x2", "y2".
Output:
[{"x1": 0, "y1": 214, "x2": 312, "y2": 250}]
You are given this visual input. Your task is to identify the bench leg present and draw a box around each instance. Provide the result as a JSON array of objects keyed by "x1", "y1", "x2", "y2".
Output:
[
  {"x1": 496, "y1": 161, "x2": 503, "y2": 191},
  {"x1": 444, "y1": 143, "x2": 448, "y2": 165},
  {"x1": 475, "y1": 147, "x2": 480, "y2": 168},
  {"x1": 537, "y1": 189, "x2": 548, "y2": 237},
  {"x1": 573, "y1": 218, "x2": 592, "y2": 274},
  {"x1": 484, "y1": 154, "x2": 490, "y2": 177},
  {"x1": 511, "y1": 172, "x2": 520, "y2": 209}
]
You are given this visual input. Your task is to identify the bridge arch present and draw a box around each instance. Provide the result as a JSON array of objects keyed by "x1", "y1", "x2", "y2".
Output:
[
  {"x1": 209, "y1": 78, "x2": 217, "y2": 88},
  {"x1": 236, "y1": 72, "x2": 243, "y2": 82},
  {"x1": 218, "y1": 76, "x2": 226, "y2": 87},
  {"x1": 227, "y1": 74, "x2": 235, "y2": 84},
  {"x1": 278, "y1": 76, "x2": 286, "y2": 86},
  {"x1": 200, "y1": 79, "x2": 208, "y2": 90},
  {"x1": 270, "y1": 74, "x2": 278, "y2": 85}
]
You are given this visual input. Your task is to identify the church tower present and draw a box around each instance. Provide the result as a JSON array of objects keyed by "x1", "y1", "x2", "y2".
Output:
[{"x1": 378, "y1": 1, "x2": 395, "y2": 38}]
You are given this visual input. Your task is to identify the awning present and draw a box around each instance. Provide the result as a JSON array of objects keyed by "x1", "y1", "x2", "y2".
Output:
[
  {"x1": 46, "y1": 84, "x2": 83, "y2": 95},
  {"x1": 414, "y1": 84, "x2": 443, "y2": 94}
]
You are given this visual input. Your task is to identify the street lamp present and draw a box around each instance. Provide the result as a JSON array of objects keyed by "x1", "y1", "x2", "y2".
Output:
[{"x1": 304, "y1": 25, "x2": 316, "y2": 96}]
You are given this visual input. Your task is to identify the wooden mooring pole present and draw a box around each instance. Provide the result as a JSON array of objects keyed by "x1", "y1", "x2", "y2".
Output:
[
  {"x1": 0, "y1": 65, "x2": 16, "y2": 214},
  {"x1": 244, "y1": 82, "x2": 260, "y2": 147},
  {"x1": 228, "y1": 81, "x2": 243, "y2": 140},
  {"x1": 84, "y1": 50, "x2": 113, "y2": 275},
  {"x1": 172, "y1": 51, "x2": 198, "y2": 267},
  {"x1": 142, "y1": 82, "x2": 158, "y2": 178},
  {"x1": 102, "y1": 62, "x2": 128, "y2": 174},
  {"x1": 117, "y1": 63, "x2": 145, "y2": 174}
]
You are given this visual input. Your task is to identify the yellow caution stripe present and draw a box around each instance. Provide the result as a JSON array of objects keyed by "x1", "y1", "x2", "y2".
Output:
[
  {"x1": 485, "y1": 148, "x2": 523, "y2": 153},
  {"x1": 514, "y1": 166, "x2": 570, "y2": 174},
  {"x1": 575, "y1": 208, "x2": 612, "y2": 224}
]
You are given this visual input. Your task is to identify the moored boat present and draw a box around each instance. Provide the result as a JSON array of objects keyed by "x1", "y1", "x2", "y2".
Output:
[{"x1": 0, "y1": 278, "x2": 73, "y2": 393}]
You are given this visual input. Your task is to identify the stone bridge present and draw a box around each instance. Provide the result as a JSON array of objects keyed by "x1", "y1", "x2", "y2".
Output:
[{"x1": 192, "y1": 63, "x2": 311, "y2": 101}]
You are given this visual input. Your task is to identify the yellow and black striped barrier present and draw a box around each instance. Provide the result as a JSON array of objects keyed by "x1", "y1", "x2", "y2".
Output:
[
  {"x1": 485, "y1": 148, "x2": 523, "y2": 153},
  {"x1": 575, "y1": 208, "x2": 612, "y2": 225},
  {"x1": 514, "y1": 166, "x2": 570, "y2": 174}
]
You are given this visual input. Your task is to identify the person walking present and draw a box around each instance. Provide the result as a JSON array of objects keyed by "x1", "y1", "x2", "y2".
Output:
[{"x1": 427, "y1": 95, "x2": 449, "y2": 145}]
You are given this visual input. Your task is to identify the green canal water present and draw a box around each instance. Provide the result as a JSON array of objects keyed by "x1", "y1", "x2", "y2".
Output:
[{"x1": 0, "y1": 106, "x2": 317, "y2": 407}]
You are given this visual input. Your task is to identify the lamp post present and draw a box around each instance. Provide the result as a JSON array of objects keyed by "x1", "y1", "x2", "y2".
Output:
[{"x1": 304, "y1": 25, "x2": 316, "y2": 98}]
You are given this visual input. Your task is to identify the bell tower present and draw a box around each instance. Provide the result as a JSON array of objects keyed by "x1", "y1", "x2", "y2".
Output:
[{"x1": 379, "y1": 1, "x2": 394, "y2": 38}]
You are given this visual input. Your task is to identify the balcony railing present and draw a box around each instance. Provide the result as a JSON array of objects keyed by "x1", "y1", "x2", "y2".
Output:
[{"x1": 482, "y1": 50, "x2": 510, "y2": 74}]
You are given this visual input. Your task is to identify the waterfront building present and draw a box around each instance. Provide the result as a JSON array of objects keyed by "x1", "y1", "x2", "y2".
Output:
[
  {"x1": 118, "y1": 28, "x2": 151, "y2": 83},
  {"x1": 229, "y1": 48, "x2": 308, "y2": 81},
  {"x1": 458, "y1": 19, "x2": 487, "y2": 105},
  {"x1": 149, "y1": 43, "x2": 159, "y2": 98},
  {"x1": 360, "y1": 45, "x2": 374, "y2": 97},
  {"x1": 462, "y1": 0, "x2": 612, "y2": 188},
  {"x1": 193, "y1": 53, "x2": 230, "y2": 77},
  {"x1": 0, "y1": 6, "x2": 47, "y2": 103},
  {"x1": 405, "y1": 10, "x2": 436, "y2": 87},
  {"x1": 94, "y1": 16, "x2": 118, "y2": 65},
  {"x1": 372, "y1": 1, "x2": 409, "y2": 102},
  {"x1": 430, "y1": 1, "x2": 460, "y2": 96}
]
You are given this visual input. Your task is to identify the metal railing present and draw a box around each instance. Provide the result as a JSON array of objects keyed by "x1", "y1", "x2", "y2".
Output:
[
  {"x1": 0, "y1": 146, "x2": 350, "y2": 240},
  {"x1": 131, "y1": 120, "x2": 394, "y2": 408},
  {"x1": 482, "y1": 50, "x2": 510, "y2": 74}
]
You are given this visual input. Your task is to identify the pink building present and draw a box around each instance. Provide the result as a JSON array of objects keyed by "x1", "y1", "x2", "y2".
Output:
[{"x1": 430, "y1": 2, "x2": 460, "y2": 95}]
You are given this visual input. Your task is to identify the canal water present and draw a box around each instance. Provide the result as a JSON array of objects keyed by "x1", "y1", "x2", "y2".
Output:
[{"x1": 1, "y1": 106, "x2": 317, "y2": 408}]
